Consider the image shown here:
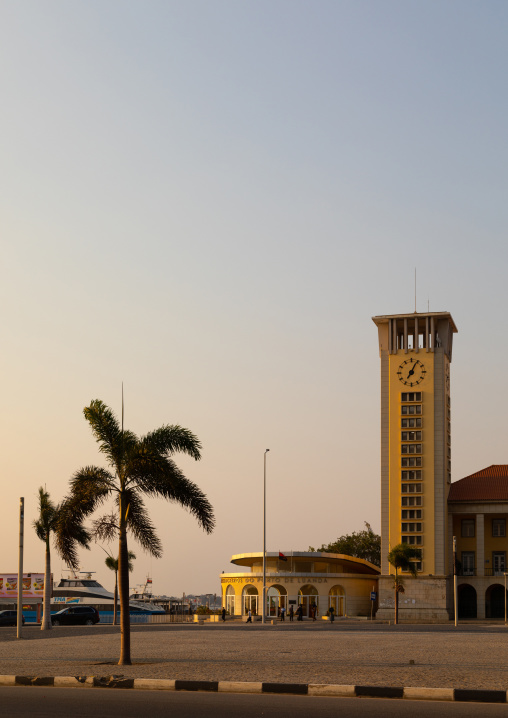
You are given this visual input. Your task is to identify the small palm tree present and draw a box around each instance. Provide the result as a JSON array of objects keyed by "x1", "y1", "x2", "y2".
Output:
[
  {"x1": 33, "y1": 488, "x2": 90, "y2": 630},
  {"x1": 387, "y1": 543, "x2": 421, "y2": 625},
  {"x1": 105, "y1": 551, "x2": 136, "y2": 626},
  {"x1": 56, "y1": 399, "x2": 214, "y2": 665}
]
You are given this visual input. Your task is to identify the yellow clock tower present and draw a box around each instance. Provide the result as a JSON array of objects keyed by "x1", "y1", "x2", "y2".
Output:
[{"x1": 372, "y1": 311, "x2": 457, "y2": 619}]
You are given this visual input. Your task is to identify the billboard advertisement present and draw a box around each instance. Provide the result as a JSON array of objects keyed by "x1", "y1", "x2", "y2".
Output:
[{"x1": 0, "y1": 573, "x2": 45, "y2": 599}]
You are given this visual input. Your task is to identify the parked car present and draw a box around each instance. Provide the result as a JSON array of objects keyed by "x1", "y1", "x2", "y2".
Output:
[
  {"x1": 0, "y1": 610, "x2": 25, "y2": 626},
  {"x1": 51, "y1": 606, "x2": 100, "y2": 626}
]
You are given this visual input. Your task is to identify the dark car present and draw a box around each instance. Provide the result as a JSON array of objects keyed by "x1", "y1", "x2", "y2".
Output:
[
  {"x1": 51, "y1": 606, "x2": 100, "y2": 626},
  {"x1": 0, "y1": 610, "x2": 25, "y2": 626}
]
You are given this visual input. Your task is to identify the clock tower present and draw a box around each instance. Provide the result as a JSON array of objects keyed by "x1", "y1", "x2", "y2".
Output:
[{"x1": 372, "y1": 311, "x2": 457, "y2": 619}]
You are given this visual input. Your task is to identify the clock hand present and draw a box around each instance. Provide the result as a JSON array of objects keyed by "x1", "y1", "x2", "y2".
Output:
[{"x1": 407, "y1": 366, "x2": 415, "y2": 379}]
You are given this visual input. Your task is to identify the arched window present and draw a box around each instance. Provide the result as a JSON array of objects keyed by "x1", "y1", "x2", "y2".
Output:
[
  {"x1": 242, "y1": 584, "x2": 259, "y2": 615},
  {"x1": 486, "y1": 584, "x2": 505, "y2": 619},
  {"x1": 328, "y1": 584, "x2": 346, "y2": 617},
  {"x1": 225, "y1": 585, "x2": 236, "y2": 616},
  {"x1": 298, "y1": 584, "x2": 318, "y2": 618},
  {"x1": 267, "y1": 584, "x2": 287, "y2": 616},
  {"x1": 458, "y1": 584, "x2": 477, "y2": 619}
]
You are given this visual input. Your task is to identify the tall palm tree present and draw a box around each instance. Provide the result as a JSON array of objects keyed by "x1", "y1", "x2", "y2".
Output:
[
  {"x1": 387, "y1": 543, "x2": 421, "y2": 625},
  {"x1": 56, "y1": 399, "x2": 215, "y2": 665},
  {"x1": 33, "y1": 487, "x2": 90, "y2": 630},
  {"x1": 105, "y1": 550, "x2": 136, "y2": 626}
]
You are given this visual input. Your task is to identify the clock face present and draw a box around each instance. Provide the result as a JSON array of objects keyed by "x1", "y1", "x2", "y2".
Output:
[{"x1": 397, "y1": 358, "x2": 426, "y2": 386}]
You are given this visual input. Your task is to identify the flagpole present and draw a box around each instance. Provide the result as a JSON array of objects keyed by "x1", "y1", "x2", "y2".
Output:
[{"x1": 262, "y1": 449, "x2": 269, "y2": 625}]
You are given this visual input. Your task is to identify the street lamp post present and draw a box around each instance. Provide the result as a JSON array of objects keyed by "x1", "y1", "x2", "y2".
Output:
[{"x1": 262, "y1": 449, "x2": 269, "y2": 625}]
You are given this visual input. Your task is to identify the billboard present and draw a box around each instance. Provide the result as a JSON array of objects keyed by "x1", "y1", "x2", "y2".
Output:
[{"x1": 0, "y1": 573, "x2": 45, "y2": 599}]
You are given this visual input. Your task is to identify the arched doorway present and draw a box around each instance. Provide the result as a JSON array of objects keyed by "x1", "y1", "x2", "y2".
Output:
[
  {"x1": 267, "y1": 585, "x2": 287, "y2": 617},
  {"x1": 329, "y1": 585, "x2": 346, "y2": 617},
  {"x1": 458, "y1": 584, "x2": 477, "y2": 619},
  {"x1": 242, "y1": 585, "x2": 258, "y2": 615},
  {"x1": 298, "y1": 584, "x2": 318, "y2": 618},
  {"x1": 225, "y1": 585, "x2": 236, "y2": 616},
  {"x1": 486, "y1": 584, "x2": 506, "y2": 619}
]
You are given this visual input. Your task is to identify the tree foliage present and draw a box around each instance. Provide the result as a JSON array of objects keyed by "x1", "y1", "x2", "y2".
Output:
[
  {"x1": 309, "y1": 522, "x2": 381, "y2": 566},
  {"x1": 56, "y1": 399, "x2": 215, "y2": 665},
  {"x1": 33, "y1": 487, "x2": 90, "y2": 631},
  {"x1": 387, "y1": 542, "x2": 421, "y2": 624}
]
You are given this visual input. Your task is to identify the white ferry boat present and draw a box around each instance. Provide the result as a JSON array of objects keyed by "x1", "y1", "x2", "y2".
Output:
[{"x1": 52, "y1": 572, "x2": 165, "y2": 615}]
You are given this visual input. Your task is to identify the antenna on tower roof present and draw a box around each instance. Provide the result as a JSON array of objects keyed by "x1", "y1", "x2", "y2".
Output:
[{"x1": 414, "y1": 268, "x2": 417, "y2": 313}]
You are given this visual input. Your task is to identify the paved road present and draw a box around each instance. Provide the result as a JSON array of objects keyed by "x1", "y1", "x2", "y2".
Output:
[{"x1": 1, "y1": 688, "x2": 508, "y2": 718}]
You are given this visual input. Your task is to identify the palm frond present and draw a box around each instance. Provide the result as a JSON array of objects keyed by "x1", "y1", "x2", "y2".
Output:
[
  {"x1": 83, "y1": 400, "x2": 138, "y2": 469},
  {"x1": 120, "y1": 489, "x2": 163, "y2": 557},
  {"x1": 105, "y1": 555, "x2": 118, "y2": 572},
  {"x1": 132, "y1": 456, "x2": 215, "y2": 534},
  {"x1": 33, "y1": 487, "x2": 57, "y2": 542},
  {"x1": 142, "y1": 426, "x2": 202, "y2": 461},
  {"x1": 69, "y1": 466, "x2": 115, "y2": 519},
  {"x1": 93, "y1": 512, "x2": 119, "y2": 542},
  {"x1": 387, "y1": 543, "x2": 421, "y2": 578},
  {"x1": 53, "y1": 499, "x2": 92, "y2": 570}
]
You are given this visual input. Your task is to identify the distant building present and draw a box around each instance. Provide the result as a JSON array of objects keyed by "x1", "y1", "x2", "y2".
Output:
[
  {"x1": 221, "y1": 552, "x2": 379, "y2": 618},
  {"x1": 449, "y1": 465, "x2": 508, "y2": 619}
]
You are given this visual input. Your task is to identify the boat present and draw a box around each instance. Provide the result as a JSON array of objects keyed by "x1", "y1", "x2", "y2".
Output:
[{"x1": 52, "y1": 571, "x2": 166, "y2": 617}]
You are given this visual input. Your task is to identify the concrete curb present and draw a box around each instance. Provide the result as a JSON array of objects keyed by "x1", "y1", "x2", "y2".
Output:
[{"x1": 0, "y1": 675, "x2": 506, "y2": 702}]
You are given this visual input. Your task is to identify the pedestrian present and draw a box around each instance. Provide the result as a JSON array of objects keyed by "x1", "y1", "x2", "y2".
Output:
[
  {"x1": 328, "y1": 605, "x2": 335, "y2": 623},
  {"x1": 246, "y1": 609, "x2": 252, "y2": 623},
  {"x1": 289, "y1": 605, "x2": 294, "y2": 622},
  {"x1": 311, "y1": 602, "x2": 317, "y2": 621},
  {"x1": 222, "y1": 607, "x2": 226, "y2": 622},
  {"x1": 297, "y1": 605, "x2": 303, "y2": 621},
  {"x1": 280, "y1": 606, "x2": 285, "y2": 621}
]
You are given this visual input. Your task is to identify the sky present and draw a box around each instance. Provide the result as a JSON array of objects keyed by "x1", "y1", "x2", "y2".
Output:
[{"x1": 1, "y1": 0, "x2": 508, "y2": 598}]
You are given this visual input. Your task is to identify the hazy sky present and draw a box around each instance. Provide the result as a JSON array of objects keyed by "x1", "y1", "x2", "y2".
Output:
[{"x1": 1, "y1": 1, "x2": 507, "y2": 597}]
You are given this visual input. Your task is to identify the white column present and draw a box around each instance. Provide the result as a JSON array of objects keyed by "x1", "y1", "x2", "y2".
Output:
[{"x1": 477, "y1": 514, "x2": 484, "y2": 577}]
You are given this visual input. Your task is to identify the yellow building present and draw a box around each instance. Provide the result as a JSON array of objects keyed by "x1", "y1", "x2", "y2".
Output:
[
  {"x1": 221, "y1": 552, "x2": 379, "y2": 619},
  {"x1": 449, "y1": 465, "x2": 508, "y2": 619},
  {"x1": 372, "y1": 311, "x2": 457, "y2": 619}
]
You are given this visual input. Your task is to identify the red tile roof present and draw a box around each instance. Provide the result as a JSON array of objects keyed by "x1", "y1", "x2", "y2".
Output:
[{"x1": 448, "y1": 465, "x2": 508, "y2": 502}]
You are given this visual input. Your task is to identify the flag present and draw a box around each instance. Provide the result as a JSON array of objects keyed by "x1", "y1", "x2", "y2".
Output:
[{"x1": 279, "y1": 551, "x2": 288, "y2": 561}]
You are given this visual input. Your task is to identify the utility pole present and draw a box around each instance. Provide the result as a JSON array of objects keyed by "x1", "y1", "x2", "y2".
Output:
[
  {"x1": 453, "y1": 536, "x2": 458, "y2": 627},
  {"x1": 262, "y1": 449, "x2": 269, "y2": 624},
  {"x1": 17, "y1": 498, "x2": 24, "y2": 639}
]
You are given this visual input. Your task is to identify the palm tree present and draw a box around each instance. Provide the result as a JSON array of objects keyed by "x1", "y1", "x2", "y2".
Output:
[
  {"x1": 387, "y1": 543, "x2": 421, "y2": 625},
  {"x1": 105, "y1": 550, "x2": 136, "y2": 626},
  {"x1": 55, "y1": 399, "x2": 215, "y2": 665},
  {"x1": 33, "y1": 487, "x2": 90, "y2": 630}
]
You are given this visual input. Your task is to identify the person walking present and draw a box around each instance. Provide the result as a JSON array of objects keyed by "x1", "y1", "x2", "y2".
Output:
[
  {"x1": 221, "y1": 607, "x2": 226, "y2": 622},
  {"x1": 328, "y1": 605, "x2": 335, "y2": 623},
  {"x1": 289, "y1": 605, "x2": 294, "y2": 622},
  {"x1": 280, "y1": 606, "x2": 285, "y2": 621},
  {"x1": 246, "y1": 609, "x2": 252, "y2": 624}
]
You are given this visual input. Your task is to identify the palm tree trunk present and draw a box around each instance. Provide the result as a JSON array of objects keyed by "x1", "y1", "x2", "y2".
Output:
[
  {"x1": 118, "y1": 494, "x2": 131, "y2": 665},
  {"x1": 113, "y1": 572, "x2": 118, "y2": 626},
  {"x1": 394, "y1": 568, "x2": 399, "y2": 625},
  {"x1": 41, "y1": 539, "x2": 52, "y2": 631}
]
